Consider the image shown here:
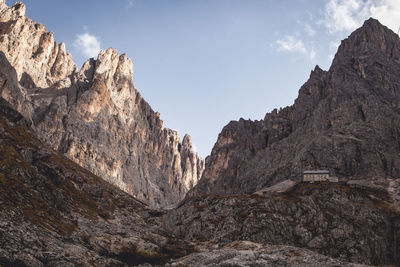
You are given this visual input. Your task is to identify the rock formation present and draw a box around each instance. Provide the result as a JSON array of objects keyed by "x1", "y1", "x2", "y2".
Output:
[
  {"x1": 169, "y1": 241, "x2": 367, "y2": 266},
  {"x1": 0, "y1": 0, "x2": 204, "y2": 207},
  {"x1": 166, "y1": 182, "x2": 400, "y2": 265},
  {"x1": 194, "y1": 18, "x2": 400, "y2": 196}
]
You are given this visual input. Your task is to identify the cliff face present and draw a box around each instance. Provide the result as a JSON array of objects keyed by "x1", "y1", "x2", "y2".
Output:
[
  {"x1": 0, "y1": 1, "x2": 203, "y2": 207},
  {"x1": 194, "y1": 18, "x2": 400, "y2": 196}
]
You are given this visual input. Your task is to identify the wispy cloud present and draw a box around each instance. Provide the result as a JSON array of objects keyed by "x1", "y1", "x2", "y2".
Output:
[
  {"x1": 126, "y1": 0, "x2": 134, "y2": 9},
  {"x1": 74, "y1": 32, "x2": 101, "y2": 58},
  {"x1": 370, "y1": 1, "x2": 400, "y2": 33},
  {"x1": 305, "y1": 24, "x2": 316, "y2": 36},
  {"x1": 316, "y1": 0, "x2": 400, "y2": 62},
  {"x1": 309, "y1": 47, "x2": 316, "y2": 60},
  {"x1": 276, "y1": 1, "x2": 400, "y2": 64},
  {"x1": 276, "y1": 35, "x2": 315, "y2": 60},
  {"x1": 320, "y1": 0, "x2": 400, "y2": 34},
  {"x1": 276, "y1": 35, "x2": 307, "y2": 54}
]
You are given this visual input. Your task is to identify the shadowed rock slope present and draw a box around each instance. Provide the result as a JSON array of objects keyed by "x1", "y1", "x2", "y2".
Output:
[
  {"x1": 0, "y1": 97, "x2": 198, "y2": 266},
  {"x1": 0, "y1": 0, "x2": 203, "y2": 208},
  {"x1": 194, "y1": 18, "x2": 400, "y2": 196},
  {"x1": 166, "y1": 182, "x2": 400, "y2": 265}
]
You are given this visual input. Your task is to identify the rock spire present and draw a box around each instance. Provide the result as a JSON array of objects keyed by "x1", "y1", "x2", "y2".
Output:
[{"x1": 0, "y1": 1, "x2": 204, "y2": 207}]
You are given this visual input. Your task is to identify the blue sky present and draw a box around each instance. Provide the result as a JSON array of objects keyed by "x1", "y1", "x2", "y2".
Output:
[{"x1": 7, "y1": 0, "x2": 400, "y2": 157}]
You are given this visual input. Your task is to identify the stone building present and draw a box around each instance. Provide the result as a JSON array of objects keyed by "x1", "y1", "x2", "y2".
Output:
[{"x1": 303, "y1": 170, "x2": 338, "y2": 183}]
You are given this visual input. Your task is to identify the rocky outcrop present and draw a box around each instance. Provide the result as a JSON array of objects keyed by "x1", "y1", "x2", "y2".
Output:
[
  {"x1": 194, "y1": 18, "x2": 400, "y2": 196},
  {"x1": 169, "y1": 241, "x2": 366, "y2": 266},
  {"x1": 166, "y1": 182, "x2": 400, "y2": 265},
  {"x1": 0, "y1": 1, "x2": 203, "y2": 207}
]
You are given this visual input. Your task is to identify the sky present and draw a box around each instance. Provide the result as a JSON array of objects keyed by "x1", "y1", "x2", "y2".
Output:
[{"x1": 6, "y1": 0, "x2": 400, "y2": 157}]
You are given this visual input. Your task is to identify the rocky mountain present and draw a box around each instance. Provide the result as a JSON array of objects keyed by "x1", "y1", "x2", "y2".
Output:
[
  {"x1": 0, "y1": 1, "x2": 399, "y2": 265},
  {"x1": 0, "y1": 90, "x2": 371, "y2": 266},
  {"x1": 194, "y1": 18, "x2": 400, "y2": 197},
  {"x1": 0, "y1": 1, "x2": 204, "y2": 207}
]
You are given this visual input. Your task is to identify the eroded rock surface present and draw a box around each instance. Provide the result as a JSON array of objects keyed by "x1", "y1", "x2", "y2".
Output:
[
  {"x1": 168, "y1": 241, "x2": 366, "y2": 267},
  {"x1": 166, "y1": 182, "x2": 400, "y2": 265},
  {"x1": 0, "y1": 0, "x2": 203, "y2": 207},
  {"x1": 194, "y1": 18, "x2": 400, "y2": 197}
]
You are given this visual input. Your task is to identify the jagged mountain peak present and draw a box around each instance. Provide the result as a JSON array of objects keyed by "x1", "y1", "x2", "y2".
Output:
[
  {"x1": 94, "y1": 48, "x2": 134, "y2": 79},
  {"x1": 296, "y1": 18, "x2": 400, "y2": 109},
  {"x1": 332, "y1": 17, "x2": 400, "y2": 68},
  {"x1": 194, "y1": 18, "x2": 400, "y2": 197},
  {"x1": 0, "y1": 1, "x2": 26, "y2": 18},
  {"x1": 75, "y1": 47, "x2": 137, "y2": 121},
  {"x1": 0, "y1": 0, "x2": 204, "y2": 207},
  {"x1": 351, "y1": 17, "x2": 398, "y2": 43},
  {"x1": 0, "y1": 1, "x2": 77, "y2": 90}
]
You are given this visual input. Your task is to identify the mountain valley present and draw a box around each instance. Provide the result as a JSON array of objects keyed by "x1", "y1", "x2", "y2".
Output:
[{"x1": 0, "y1": 1, "x2": 399, "y2": 266}]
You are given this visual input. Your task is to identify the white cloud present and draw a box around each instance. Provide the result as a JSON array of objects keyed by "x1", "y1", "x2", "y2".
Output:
[
  {"x1": 74, "y1": 32, "x2": 101, "y2": 58},
  {"x1": 321, "y1": 0, "x2": 400, "y2": 34},
  {"x1": 305, "y1": 24, "x2": 316, "y2": 36},
  {"x1": 276, "y1": 35, "x2": 307, "y2": 54},
  {"x1": 276, "y1": 35, "x2": 315, "y2": 59}
]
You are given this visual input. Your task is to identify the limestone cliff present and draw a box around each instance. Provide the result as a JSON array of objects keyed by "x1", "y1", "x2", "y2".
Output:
[
  {"x1": 194, "y1": 18, "x2": 400, "y2": 196},
  {"x1": 0, "y1": 1, "x2": 204, "y2": 207}
]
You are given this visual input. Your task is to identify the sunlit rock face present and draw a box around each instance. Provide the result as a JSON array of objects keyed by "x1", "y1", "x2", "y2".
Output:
[
  {"x1": 0, "y1": 1, "x2": 204, "y2": 207},
  {"x1": 194, "y1": 18, "x2": 400, "y2": 197}
]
